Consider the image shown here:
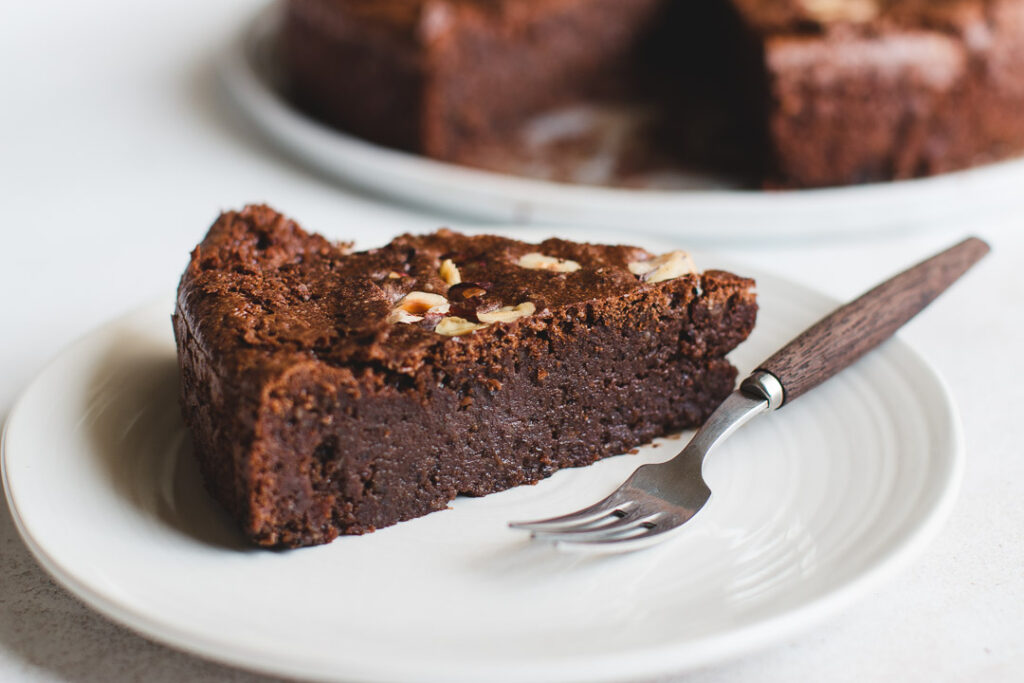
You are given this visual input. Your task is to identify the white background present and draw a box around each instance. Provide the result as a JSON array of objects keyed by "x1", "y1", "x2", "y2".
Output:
[{"x1": 1, "y1": 1, "x2": 1022, "y2": 681}]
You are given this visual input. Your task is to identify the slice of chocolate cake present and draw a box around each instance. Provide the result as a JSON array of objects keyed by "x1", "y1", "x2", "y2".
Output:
[{"x1": 173, "y1": 206, "x2": 757, "y2": 548}]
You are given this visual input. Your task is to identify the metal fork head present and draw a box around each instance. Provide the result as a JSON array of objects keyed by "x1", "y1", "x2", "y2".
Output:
[{"x1": 507, "y1": 469, "x2": 710, "y2": 552}]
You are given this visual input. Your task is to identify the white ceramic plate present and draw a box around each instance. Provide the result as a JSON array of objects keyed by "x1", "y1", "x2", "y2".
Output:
[
  {"x1": 2, "y1": 232, "x2": 963, "y2": 682},
  {"x1": 217, "y1": 4, "x2": 1024, "y2": 242}
]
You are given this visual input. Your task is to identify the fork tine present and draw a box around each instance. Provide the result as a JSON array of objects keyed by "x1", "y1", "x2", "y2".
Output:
[
  {"x1": 553, "y1": 518, "x2": 686, "y2": 553},
  {"x1": 529, "y1": 509, "x2": 663, "y2": 542},
  {"x1": 508, "y1": 494, "x2": 633, "y2": 532}
]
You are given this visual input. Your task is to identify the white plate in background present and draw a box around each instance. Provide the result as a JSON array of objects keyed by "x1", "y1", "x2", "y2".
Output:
[{"x1": 217, "y1": 5, "x2": 1024, "y2": 243}]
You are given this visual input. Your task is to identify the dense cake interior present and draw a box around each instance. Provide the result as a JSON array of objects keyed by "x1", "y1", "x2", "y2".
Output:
[{"x1": 174, "y1": 206, "x2": 757, "y2": 547}]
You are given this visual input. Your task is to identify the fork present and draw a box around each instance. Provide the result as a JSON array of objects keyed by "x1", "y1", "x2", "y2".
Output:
[{"x1": 509, "y1": 237, "x2": 990, "y2": 551}]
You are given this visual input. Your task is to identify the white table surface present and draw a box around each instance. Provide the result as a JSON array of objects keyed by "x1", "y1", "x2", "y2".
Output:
[{"x1": 2, "y1": 1, "x2": 1022, "y2": 681}]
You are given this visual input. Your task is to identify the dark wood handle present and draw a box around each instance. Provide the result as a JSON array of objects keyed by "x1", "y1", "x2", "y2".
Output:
[{"x1": 758, "y1": 237, "x2": 990, "y2": 406}]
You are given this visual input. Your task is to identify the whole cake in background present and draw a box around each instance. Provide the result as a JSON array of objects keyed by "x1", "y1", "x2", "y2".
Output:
[
  {"x1": 281, "y1": 0, "x2": 1024, "y2": 188},
  {"x1": 173, "y1": 206, "x2": 757, "y2": 548}
]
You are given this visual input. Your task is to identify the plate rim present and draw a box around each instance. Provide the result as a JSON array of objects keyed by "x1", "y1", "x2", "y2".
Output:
[{"x1": 1, "y1": 266, "x2": 964, "y2": 683}]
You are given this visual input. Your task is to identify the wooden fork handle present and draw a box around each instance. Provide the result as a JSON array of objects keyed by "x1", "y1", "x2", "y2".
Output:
[{"x1": 757, "y1": 236, "x2": 990, "y2": 406}]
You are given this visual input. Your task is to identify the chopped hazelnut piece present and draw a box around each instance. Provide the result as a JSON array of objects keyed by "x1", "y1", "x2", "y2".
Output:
[
  {"x1": 435, "y1": 316, "x2": 488, "y2": 336},
  {"x1": 447, "y1": 281, "x2": 491, "y2": 320},
  {"x1": 389, "y1": 291, "x2": 450, "y2": 324},
  {"x1": 517, "y1": 252, "x2": 581, "y2": 273},
  {"x1": 448, "y1": 282, "x2": 488, "y2": 301},
  {"x1": 387, "y1": 309, "x2": 425, "y2": 324},
  {"x1": 800, "y1": 0, "x2": 877, "y2": 23},
  {"x1": 628, "y1": 250, "x2": 697, "y2": 283},
  {"x1": 477, "y1": 301, "x2": 536, "y2": 324},
  {"x1": 439, "y1": 259, "x2": 462, "y2": 286}
]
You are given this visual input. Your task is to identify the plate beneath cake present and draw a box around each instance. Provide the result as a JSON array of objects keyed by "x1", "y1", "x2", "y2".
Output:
[
  {"x1": 217, "y1": 4, "x2": 1024, "y2": 242},
  {"x1": 2, "y1": 230, "x2": 963, "y2": 682}
]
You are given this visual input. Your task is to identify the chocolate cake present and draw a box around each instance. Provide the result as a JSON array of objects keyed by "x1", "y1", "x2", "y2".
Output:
[
  {"x1": 173, "y1": 205, "x2": 757, "y2": 548},
  {"x1": 281, "y1": 0, "x2": 1024, "y2": 188},
  {"x1": 283, "y1": 0, "x2": 665, "y2": 164}
]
